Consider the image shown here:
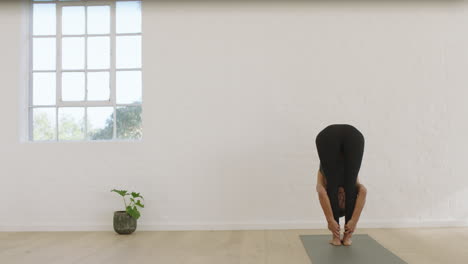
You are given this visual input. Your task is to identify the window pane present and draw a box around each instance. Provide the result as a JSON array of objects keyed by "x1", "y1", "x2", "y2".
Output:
[
  {"x1": 33, "y1": 38, "x2": 56, "y2": 70},
  {"x1": 116, "y1": 1, "x2": 141, "y2": 34},
  {"x1": 87, "y1": 107, "x2": 113, "y2": 140},
  {"x1": 33, "y1": 108, "x2": 56, "y2": 141},
  {"x1": 62, "y1": 72, "x2": 85, "y2": 101},
  {"x1": 62, "y1": 6, "x2": 85, "y2": 35},
  {"x1": 87, "y1": 6, "x2": 110, "y2": 34},
  {"x1": 33, "y1": 73, "x2": 56, "y2": 105},
  {"x1": 58, "y1": 107, "x2": 84, "y2": 140},
  {"x1": 117, "y1": 105, "x2": 141, "y2": 140},
  {"x1": 87, "y1": 37, "x2": 110, "y2": 70},
  {"x1": 116, "y1": 36, "x2": 141, "y2": 69},
  {"x1": 116, "y1": 71, "x2": 142, "y2": 104},
  {"x1": 33, "y1": 4, "x2": 56, "y2": 36},
  {"x1": 87, "y1": 72, "x2": 110, "y2": 101},
  {"x1": 62, "y1": 37, "x2": 85, "y2": 70}
]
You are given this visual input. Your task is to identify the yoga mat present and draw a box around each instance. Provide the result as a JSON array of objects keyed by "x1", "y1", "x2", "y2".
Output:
[{"x1": 300, "y1": 234, "x2": 407, "y2": 264}]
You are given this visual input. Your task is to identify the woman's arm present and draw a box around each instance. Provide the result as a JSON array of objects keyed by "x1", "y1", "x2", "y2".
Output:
[
  {"x1": 351, "y1": 183, "x2": 367, "y2": 222},
  {"x1": 316, "y1": 171, "x2": 335, "y2": 223},
  {"x1": 316, "y1": 170, "x2": 340, "y2": 237},
  {"x1": 344, "y1": 183, "x2": 367, "y2": 234}
]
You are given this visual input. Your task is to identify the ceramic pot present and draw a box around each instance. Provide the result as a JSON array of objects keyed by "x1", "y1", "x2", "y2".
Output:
[{"x1": 113, "y1": 211, "x2": 137, "y2": 234}]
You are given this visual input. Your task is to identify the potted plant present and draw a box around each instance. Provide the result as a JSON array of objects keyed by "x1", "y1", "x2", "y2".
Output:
[{"x1": 111, "y1": 189, "x2": 144, "y2": 234}]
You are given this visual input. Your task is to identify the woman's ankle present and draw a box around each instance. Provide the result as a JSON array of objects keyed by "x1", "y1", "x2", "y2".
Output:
[{"x1": 343, "y1": 233, "x2": 352, "y2": 240}]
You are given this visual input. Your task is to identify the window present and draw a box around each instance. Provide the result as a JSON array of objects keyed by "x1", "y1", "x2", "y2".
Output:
[{"x1": 30, "y1": 0, "x2": 142, "y2": 141}]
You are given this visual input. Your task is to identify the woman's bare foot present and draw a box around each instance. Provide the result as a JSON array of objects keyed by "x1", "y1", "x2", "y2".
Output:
[
  {"x1": 342, "y1": 233, "x2": 352, "y2": 246},
  {"x1": 329, "y1": 236, "x2": 342, "y2": 246}
]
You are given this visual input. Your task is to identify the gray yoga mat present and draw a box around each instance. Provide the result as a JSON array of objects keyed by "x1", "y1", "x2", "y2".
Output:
[{"x1": 300, "y1": 234, "x2": 407, "y2": 264}]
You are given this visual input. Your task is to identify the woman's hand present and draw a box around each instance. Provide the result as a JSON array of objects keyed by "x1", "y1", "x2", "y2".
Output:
[
  {"x1": 345, "y1": 219, "x2": 357, "y2": 234},
  {"x1": 328, "y1": 219, "x2": 340, "y2": 237}
]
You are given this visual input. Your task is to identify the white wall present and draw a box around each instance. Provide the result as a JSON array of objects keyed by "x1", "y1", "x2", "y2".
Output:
[{"x1": 1, "y1": 0, "x2": 468, "y2": 231}]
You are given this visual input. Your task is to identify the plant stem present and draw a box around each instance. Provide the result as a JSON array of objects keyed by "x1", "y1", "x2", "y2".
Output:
[{"x1": 122, "y1": 196, "x2": 127, "y2": 208}]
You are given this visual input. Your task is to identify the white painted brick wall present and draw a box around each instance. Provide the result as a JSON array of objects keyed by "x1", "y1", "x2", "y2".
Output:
[{"x1": 0, "y1": 1, "x2": 467, "y2": 231}]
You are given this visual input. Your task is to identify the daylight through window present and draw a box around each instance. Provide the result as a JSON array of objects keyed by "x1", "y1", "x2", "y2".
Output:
[{"x1": 30, "y1": 0, "x2": 142, "y2": 141}]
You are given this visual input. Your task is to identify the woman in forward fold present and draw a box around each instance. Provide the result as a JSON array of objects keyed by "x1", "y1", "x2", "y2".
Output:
[{"x1": 315, "y1": 124, "x2": 367, "y2": 246}]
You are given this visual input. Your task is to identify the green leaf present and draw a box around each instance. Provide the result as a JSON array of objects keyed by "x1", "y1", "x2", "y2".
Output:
[
  {"x1": 133, "y1": 206, "x2": 140, "y2": 219},
  {"x1": 126, "y1": 205, "x2": 141, "y2": 220},
  {"x1": 131, "y1": 192, "x2": 143, "y2": 199},
  {"x1": 130, "y1": 198, "x2": 135, "y2": 203},
  {"x1": 111, "y1": 189, "x2": 128, "y2": 197},
  {"x1": 135, "y1": 199, "x2": 144, "y2": 208}
]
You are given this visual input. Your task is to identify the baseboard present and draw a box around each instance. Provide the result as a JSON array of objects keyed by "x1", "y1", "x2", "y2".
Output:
[
  {"x1": 1, "y1": 219, "x2": 467, "y2": 232},
  {"x1": 354, "y1": 219, "x2": 468, "y2": 228}
]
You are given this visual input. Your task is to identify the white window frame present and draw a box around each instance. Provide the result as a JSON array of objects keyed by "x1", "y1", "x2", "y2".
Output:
[{"x1": 29, "y1": 0, "x2": 143, "y2": 142}]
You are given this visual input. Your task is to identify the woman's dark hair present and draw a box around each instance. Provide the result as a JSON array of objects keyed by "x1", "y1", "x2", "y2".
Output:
[{"x1": 339, "y1": 209, "x2": 345, "y2": 218}]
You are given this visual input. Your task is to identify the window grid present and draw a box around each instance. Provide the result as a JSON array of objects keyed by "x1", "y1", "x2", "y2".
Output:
[{"x1": 30, "y1": 0, "x2": 142, "y2": 142}]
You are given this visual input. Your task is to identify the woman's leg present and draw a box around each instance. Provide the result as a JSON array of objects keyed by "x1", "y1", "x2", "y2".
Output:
[
  {"x1": 315, "y1": 126, "x2": 343, "y2": 224},
  {"x1": 342, "y1": 126, "x2": 365, "y2": 224},
  {"x1": 342, "y1": 125, "x2": 365, "y2": 246}
]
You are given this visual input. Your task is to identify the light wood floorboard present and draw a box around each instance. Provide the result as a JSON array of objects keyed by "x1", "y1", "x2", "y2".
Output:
[{"x1": 1, "y1": 227, "x2": 467, "y2": 264}]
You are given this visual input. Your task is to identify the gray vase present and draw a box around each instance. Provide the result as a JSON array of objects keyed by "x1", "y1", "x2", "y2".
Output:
[{"x1": 113, "y1": 211, "x2": 137, "y2": 234}]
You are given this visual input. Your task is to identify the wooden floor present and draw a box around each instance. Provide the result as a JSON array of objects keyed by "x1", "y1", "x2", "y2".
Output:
[{"x1": 1, "y1": 227, "x2": 467, "y2": 264}]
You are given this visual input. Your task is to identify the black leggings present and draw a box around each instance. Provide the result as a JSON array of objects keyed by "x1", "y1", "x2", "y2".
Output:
[{"x1": 315, "y1": 124, "x2": 365, "y2": 224}]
